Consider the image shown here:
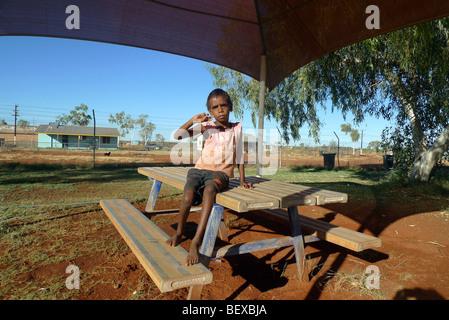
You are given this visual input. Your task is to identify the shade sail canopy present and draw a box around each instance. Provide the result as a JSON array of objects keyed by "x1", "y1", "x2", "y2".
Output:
[{"x1": 1, "y1": 0, "x2": 449, "y2": 89}]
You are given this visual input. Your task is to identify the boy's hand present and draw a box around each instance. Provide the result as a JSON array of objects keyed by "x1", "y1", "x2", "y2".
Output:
[
  {"x1": 240, "y1": 182, "x2": 253, "y2": 189},
  {"x1": 192, "y1": 113, "x2": 212, "y2": 123}
]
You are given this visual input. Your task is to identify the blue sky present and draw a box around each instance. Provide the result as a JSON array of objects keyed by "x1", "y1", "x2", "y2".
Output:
[{"x1": 0, "y1": 36, "x2": 393, "y2": 147}]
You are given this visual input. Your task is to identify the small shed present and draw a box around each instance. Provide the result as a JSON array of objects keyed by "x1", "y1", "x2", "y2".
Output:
[
  {"x1": 0, "y1": 125, "x2": 38, "y2": 146},
  {"x1": 35, "y1": 123, "x2": 120, "y2": 150}
]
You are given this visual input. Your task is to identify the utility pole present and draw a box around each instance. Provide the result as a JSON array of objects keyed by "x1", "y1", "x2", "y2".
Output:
[
  {"x1": 93, "y1": 109, "x2": 96, "y2": 169},
  {"x1": 14, "y1": 104, "x2": 18, "y2": 146}
]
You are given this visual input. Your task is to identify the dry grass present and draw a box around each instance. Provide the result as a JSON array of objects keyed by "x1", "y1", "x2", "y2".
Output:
[{"x1": 320, "y1": 267, "x2": 387, "y2": 299}]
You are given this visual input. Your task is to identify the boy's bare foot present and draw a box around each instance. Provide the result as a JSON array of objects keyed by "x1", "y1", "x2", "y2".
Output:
[
  {"x1": 165, "y1": 234, "x2": 182, "y2": 247},
  {"x1": 185, "y1": 241, "x2": 201, "y2": 266}
]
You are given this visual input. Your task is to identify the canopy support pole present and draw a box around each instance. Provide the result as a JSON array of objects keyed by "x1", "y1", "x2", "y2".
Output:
[{"x1": 257, "y1": 55, "x2": 266, "y2": 177}]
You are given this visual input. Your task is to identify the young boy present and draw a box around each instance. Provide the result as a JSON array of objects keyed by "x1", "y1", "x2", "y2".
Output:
[{"x1": 166, "y1": 88, "x2": 253, "y2": 266}]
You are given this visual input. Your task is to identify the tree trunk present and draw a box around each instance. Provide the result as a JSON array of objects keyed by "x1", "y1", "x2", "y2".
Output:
[
  {"x1": 410, "y1": 124, "x2": 449, "y2": 182},
  {"x1": 400, "y1": 98, "x2": 427, "y2": 160},
  {"x1": 387, "y1": 73, "x2": 434, "y2": 182}
]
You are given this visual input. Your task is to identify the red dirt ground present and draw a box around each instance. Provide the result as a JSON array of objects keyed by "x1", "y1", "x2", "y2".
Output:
[{"x1": 2, "y1": 150, "x2": 449, "y2": 300}]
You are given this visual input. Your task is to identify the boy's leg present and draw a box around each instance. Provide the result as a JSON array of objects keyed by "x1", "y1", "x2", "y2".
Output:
[
  {"x1": 167, "y1": 169, "x2": 202, "y2": 247},
  {"x1": 165, "y1": 189, "x2": 195, "y2": 247},
  {"x1": 186, "y1": 184, "x2": 217, "y2": 266}
]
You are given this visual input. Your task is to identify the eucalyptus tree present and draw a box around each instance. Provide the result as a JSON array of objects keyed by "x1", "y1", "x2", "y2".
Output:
[
  {"x1": 109, "y1": 112, "x2": 155, "y2": 144},
  {"x1": 209, "y1": 17, "x2": 449, "y2": 182},
  {"x1": 341, "y1": 124, "x2": 360, "y2": 155},
  {"x1": 108, "y1": 111, "x2": 134, "y2": 137},
  {"x1": 300, "y1": 18, "x2": 449, "y2": 182},
  {"x1": 57, "y1": 104, "x2": 92, "y2": 126},
  {"x1": 136, "y1": 114, "x2": 156, "y2": 144}
]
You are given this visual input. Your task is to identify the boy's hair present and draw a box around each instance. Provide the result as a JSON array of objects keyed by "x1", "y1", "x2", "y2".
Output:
[{"x1": 206, "y1": 88, "x2": 233, "y2": 111}]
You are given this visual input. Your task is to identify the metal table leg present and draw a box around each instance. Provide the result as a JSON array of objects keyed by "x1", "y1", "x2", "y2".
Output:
[
  {"x1": 287, "y1": 206, "x2": 306, "y2": 279},
  {"x1": 145, "y1": 178, "x2": 162, "y2": 213}
]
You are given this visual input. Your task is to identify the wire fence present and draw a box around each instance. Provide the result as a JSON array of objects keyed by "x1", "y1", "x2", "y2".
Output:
[
  {"x1": 0, "y1": 139, "x2": 384, "y2": 165},
  {"x1": 0, "y1": 139, "x2": 167, "y2": 152}
]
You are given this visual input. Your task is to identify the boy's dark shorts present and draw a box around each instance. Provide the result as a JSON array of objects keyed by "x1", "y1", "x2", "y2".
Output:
[{"x1": 184, "y1": 168, "x2": 230, "y2": 206}]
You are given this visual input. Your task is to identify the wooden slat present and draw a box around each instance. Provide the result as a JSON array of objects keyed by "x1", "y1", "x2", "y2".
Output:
[
  {"x1": 238, "y1": 180, "x2": 318, "y2": 207},
  {"x1": 215, "y1": 188, "x2": 279, "y2": 212},
  {"x1": 248, "y1": 180, "x2": 348, "y2": 206},
  {"x1": 137, "y1": 167, "x2": 188, "y2": 190},
  {"x1": 261, "y1": 209, "x2": 381, "y2": 252},
  {"x1": 100, "y1": 199, "x2": 213, "y2": 292},
  {"x1": 230, "y1": 176, "x2": 270, "y2": 185}
]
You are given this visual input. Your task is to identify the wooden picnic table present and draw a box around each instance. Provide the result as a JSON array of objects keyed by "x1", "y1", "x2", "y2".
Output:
[
  {"x1": 100, "y1": 166, "x2": 381, "y2": 300},
  {"x1": 137, "y1": 166, "x2": 349, "y2": 211}
]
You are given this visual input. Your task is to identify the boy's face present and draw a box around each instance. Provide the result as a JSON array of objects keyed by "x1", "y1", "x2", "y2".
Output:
[{"x1": 208, "y1": 95, "x2": 231, "y2": 125}]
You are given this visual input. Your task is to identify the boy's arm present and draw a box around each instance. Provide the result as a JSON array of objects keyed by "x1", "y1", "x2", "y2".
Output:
[
  {"x1": 173, "y1": 113, "x2": 211, "y2": 140},
  {"x1": 238, "y1": 163, "x2": 253, "y2": 189}
]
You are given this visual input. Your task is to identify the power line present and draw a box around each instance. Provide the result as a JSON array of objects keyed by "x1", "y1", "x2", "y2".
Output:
[{"x1": 0, "y1": 103, "x2": 389, "y2": 144}]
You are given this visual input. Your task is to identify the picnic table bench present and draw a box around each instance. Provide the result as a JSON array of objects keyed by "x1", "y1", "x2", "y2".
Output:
[{"x1": 100, "y1": 166, "x2": 381, "y2": 299}]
